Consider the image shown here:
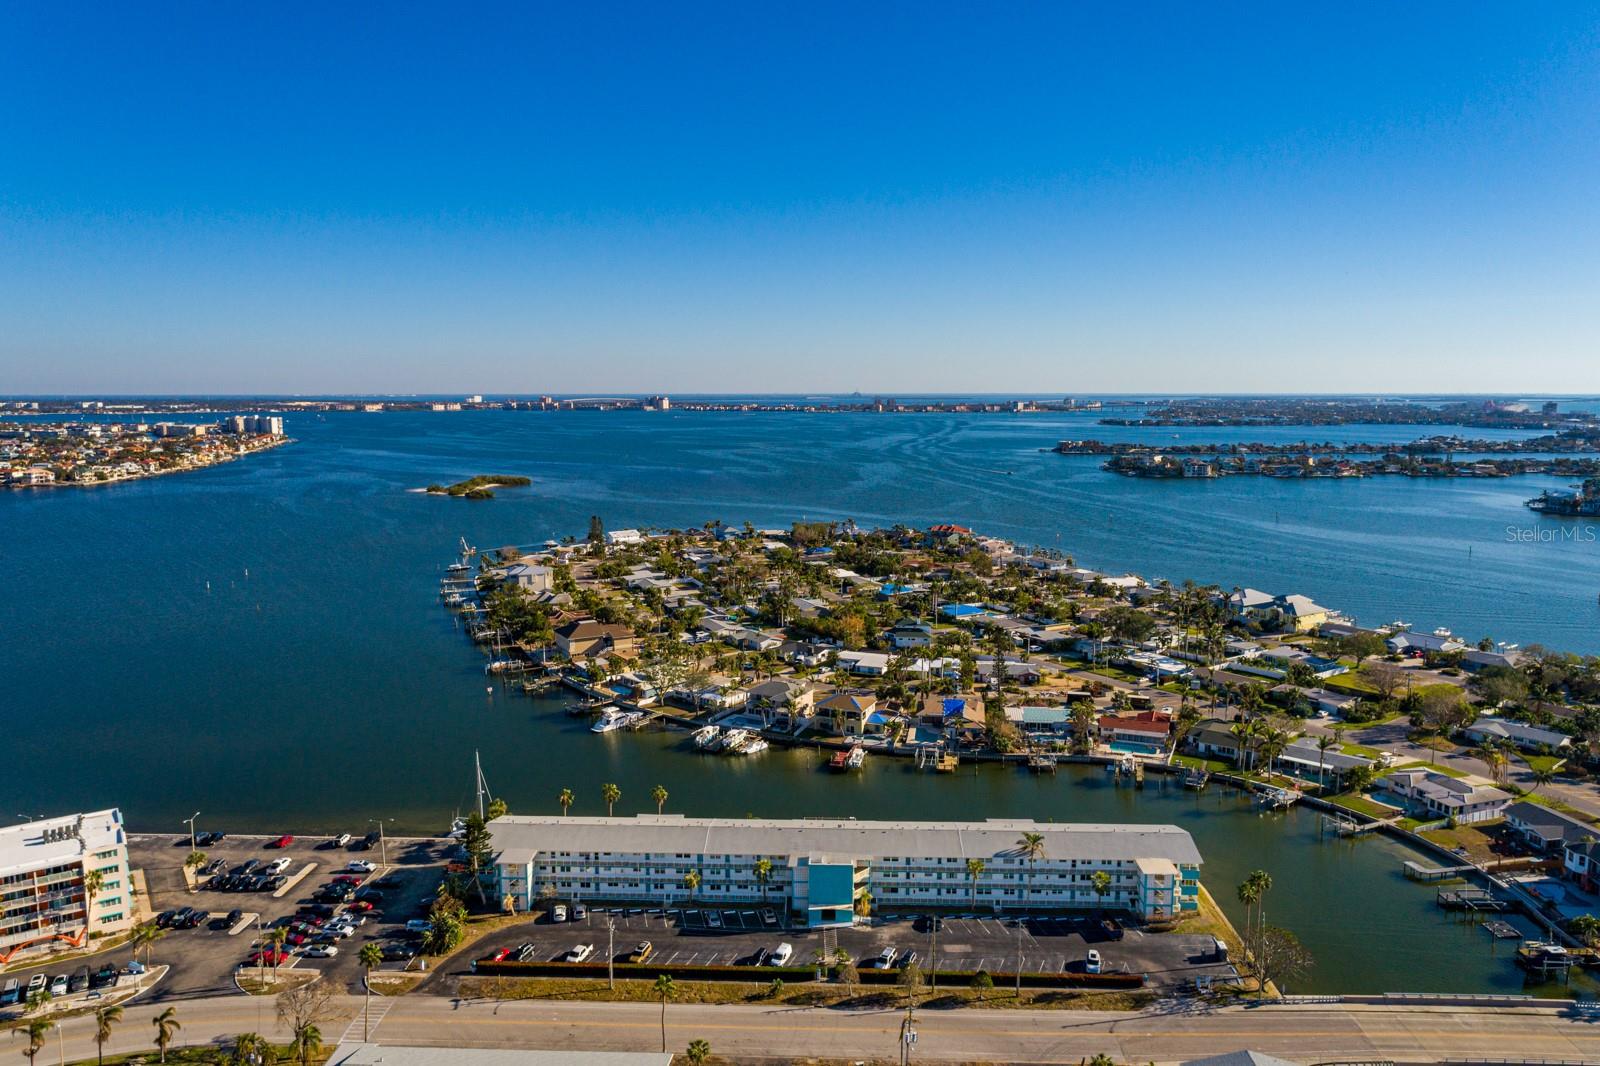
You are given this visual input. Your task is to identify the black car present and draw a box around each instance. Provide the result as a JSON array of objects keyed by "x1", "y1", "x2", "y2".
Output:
[
  {"x1": 381, "y1": 943, "x2": 416, "y2": 961},
  {"x1": 360, "y1": 830, "x2": 381, "y2": 850},
  {"x1": 185, "y1": 910, "x2": 211, "y2": 929},
  {"x1": 239, "y1": 859, "x2": 261, "y2": 875},
  {"x1": 354, "y1": 888, "x2": 383, "y2": 903},
  {"x1": 155, "y1": 909, "x2": 177, "y2": 928},
  {"x1": 226, "y1": 908, "x2": 244, "y2": 926},
  {"x1": 89, "y1": 967, "x2": 119, "y2": 990}
]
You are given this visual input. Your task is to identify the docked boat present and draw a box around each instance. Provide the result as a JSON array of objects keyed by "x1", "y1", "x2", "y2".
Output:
[
  {"x1": 828, "y1": 748, "x2": 851, "y2": 771},
  {"x1": 720, "y1": 729, "x2": 752, "y2": 753},
  {"x1": 447, "y1": 561, "x2": 471, "y2": 574},
  {"x1": 1182, "y1": 768, "x2": 1210, "y2": 790},
  {"x1": 590, "y1": 707, "x2": 628, "y2": 733},
  {"x1": 845, "y1": 746, "x2": 866, "y2": 770},
  {"x1": 692, "y1": 725, "x2": 721, "y2": 750},
  {"x1": 738, "y1": 737, "x2": 769, "y2": 755}
]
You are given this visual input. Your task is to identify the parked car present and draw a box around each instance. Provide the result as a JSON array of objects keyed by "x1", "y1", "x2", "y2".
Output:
[
  {"x1": 382, "y1": 943, "x2": 416, "y2": 961},
  {"x1": 405, "y1": 919, "x2": 433, "y2": 933},
  {"x1": 706, "y1": 910, "x2": 723, "y2": 929},
  {"x1": 68, "y1": 969, "x2": 90, "y2": 993},
  {"x1": 490, "y1": 947, "x2": 513, "y2": 962},
  {"x1": 247, "y1": 949, "x2": 289, "y2": 966},
  {"x1": 332, "y1": 833, "x2": 352, "y2": 847},
  {"x1": 551, "y1": 904, "x2": 568, "y2": 923},
  {"x1": 514, "y1": 943, "x2": 537, "y2": 962},
  {"x1": 1085, "y1": 949, "x2": 1103, "y2": 974},
  {"x1": 346, "y1": 859, "x2": 377, "y2": 874},
  {"x1": 1098, "y1": 918, "x2": 1124, "y2": 941},
  {"x1": 271, "y1": 834, "x2": 294, "y2": 849},
  {"x1": 626, "y1": 940, "x2": 653, "y2": 963},
  {"x1": 768, "y1": 942, "x2": 794, "y2": 966},
  {"x1": 304, "y1": 944, "x2": 338, "y2": 958},
  {"x1": 562, "y1": 943, "x2": 594, "y2": 962},
  {"x1": 89, "y1": 967, "x2": 119, "y2": 991},
  {"x1": 873, "y1": 946, "x2": 897, "y2": 968},
  {"x1": 240, "y1": 859, "x2": 261, "y2": 875},
  {"x1": 572, "y1": 903, "x2": 587, "y2": 920},
  {"x1": 895, "y1": 950, "x2": 918, "y2": 970},
  {"x1": 267, "y1": 857, "x2": 292, "y2": 874},
  {"x1": 0, "y1": 979, "x2": 18, "y2": 1006},
  {"x1": 26, "y1": 974, "x2": 47, "y2": 997},
  {"x1": 360, "y1": 830, "x2": 381, "y2": 850},
  {"x1": 760, "y1": 908, "x2": 779, "y2": 928},
  {"x1": 49, "y1": 975, "x2": 68, "y2": 996}
]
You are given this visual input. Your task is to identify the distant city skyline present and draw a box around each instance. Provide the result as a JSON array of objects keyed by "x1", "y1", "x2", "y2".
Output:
[{"x1": 2, "y1": 4, "x2": 1597, "y2": 393}]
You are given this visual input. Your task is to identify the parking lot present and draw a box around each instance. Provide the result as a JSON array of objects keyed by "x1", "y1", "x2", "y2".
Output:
[
  {"x1": 437, "y1": 905, "x2": 1238, "y2": 990},
  {"x1": 128, "y1": 831, "x2": 450, "y2": 997}
]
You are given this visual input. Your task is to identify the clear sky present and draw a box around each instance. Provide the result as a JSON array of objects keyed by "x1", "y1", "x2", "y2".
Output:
[{"x1": 2, "y1": 4, "x2": 1597, "y2": 395}]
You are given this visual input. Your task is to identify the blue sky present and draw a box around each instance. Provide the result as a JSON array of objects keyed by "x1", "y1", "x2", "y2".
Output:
[{"x1": 2, "y1": 4, "x2": 1597, "y2": 394}]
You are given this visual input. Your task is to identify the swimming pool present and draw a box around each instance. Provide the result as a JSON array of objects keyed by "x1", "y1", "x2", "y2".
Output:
[{"x1": 1108, "y1": 740, "x2": 1164, "y2": 756}]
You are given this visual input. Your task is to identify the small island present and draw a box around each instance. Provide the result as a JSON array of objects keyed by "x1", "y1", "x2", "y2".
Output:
[{"x1": 425, "y1": 474, "x2": 532, "y2": 500}]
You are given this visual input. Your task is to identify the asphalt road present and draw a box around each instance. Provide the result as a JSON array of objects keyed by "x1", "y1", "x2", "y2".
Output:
[{"x1": 30, "y1": 992, "x2": 1600, "y2": 1064}]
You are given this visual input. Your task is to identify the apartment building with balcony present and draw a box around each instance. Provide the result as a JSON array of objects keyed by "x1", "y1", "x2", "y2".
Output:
[
  {"x1": 1, "y1": 809, "x2": 134, "y2": 963},
  {"x1": 490, "y1": 814, "x2": 1201, "y2": 927}
]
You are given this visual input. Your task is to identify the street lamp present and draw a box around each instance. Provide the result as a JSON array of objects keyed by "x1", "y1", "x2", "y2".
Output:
[
  {"x1": 368, "y1": 818, "x2": 393, "y2": 868},
  {"x1": 183, "y1": 812, "x2": 201, "y2": 853}
]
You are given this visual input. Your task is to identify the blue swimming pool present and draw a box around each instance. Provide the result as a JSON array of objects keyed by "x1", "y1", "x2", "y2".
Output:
[{"x1": 1108, "y1": 740, "x2": 1163, "y2": 756}]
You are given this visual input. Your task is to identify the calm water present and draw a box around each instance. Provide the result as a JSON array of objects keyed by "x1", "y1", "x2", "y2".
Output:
[{"x1": 4, "y1": 408, "x2": 1597, "y2": 993}]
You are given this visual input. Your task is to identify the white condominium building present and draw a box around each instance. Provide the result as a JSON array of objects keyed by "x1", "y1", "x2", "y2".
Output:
[
  {"x1": 491, "y1": 815, "x2": 1201, "y2": 928},
  {"x1": 0, "y1": 809, "x2": 134, "y2": 963}
]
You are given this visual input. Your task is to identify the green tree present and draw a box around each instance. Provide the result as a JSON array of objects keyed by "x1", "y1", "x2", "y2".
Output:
[
  {"x1": 559, "y1": 788, "x2": 575, "y2": 816},
  {"x1": 18, "y1": 1019, "x2": 51, "y2": 1065},
  {"x1": 229, "y1": 1033, "x2": 277, "y2": 1066},
  {"x1": 1016, "y1": 831, "x2": 1046, "y2": 909},
  {"x1": 1569, "y1": 914, "x2": 1600, "y2": 947},
  {"x1": 153, "y1": 1006, "x2": 181, "y2": 1063},
  {"x1": 1090, "y1": 869, "x2": 1113, "y2": 909},
  {"x1": 460, "y1": 812, "x2": 494, "y2": 904},
  {"x1": 970, "y1": 968, "x2": 994, "y2": 1001},
  {"x1": 291, "y1": 1023, "x2": 323, "y2": 1066},
  {"x1": 652, "y1": 784, "x2": 669, "y2": 815},
  {"x1": 685, "y1": 1039, "x2": 712, "y2": 1065},
  {"x1": 653, "y1": 974, "x2": 678, "y2": 1052},
  {"x1": 753, "y1": 857, "x2": 773, "y2": 903},
  {"x1": 1530, "y1": 766, "x2": 1556, "y2": 796},
  {"x1": 359, "y1": 942, "x2": 385, "y2": 1040},
  {"x1": 130, "y1": 920, "x2": 167, "y2": 968},
  {"x1": 965, "y1": 857, "x2": 986, "y2": 908},
  {"x1": 94, "y1": 1004, "x2": 124, "y2": 1066},
  {"x1": 683, "y1": 869, "x2": 702, "y2": 902},
  {"x1": 486, "y1": 797, "x2": 509, "y2": 820},
  {"x1": 1251, "y1": 925, "x2": 1314, "y2": 997},
  {"x1": 602, "y1": 782, "x2": 622, "y2": 816}
]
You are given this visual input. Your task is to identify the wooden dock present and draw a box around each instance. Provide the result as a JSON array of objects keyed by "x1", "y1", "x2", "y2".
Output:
[
  {"x1": 1483, "y1": 920, "x2": 1522, "y2": 939},
  {"x1": 1437, "y1": 887, "x2": 1507, "y2": 912},
  {"x1": 1404, "y1": 860, "x2": 1477, "y2": 882}
]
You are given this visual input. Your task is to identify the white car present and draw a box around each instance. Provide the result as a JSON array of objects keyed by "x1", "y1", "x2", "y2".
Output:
[
  {"x1": 333, "y1": 833, "x2": 352, "y2": 847},
  {"x1": 562, "y1": 943, "x2": 594, "y2": 962},
  {"x1": 345, "y1": 860, "x2": 377, "y2": 874},
  {"x1": 337, "y1": 913, "x2": 367, "y2": 927},
  {"x1": 1085, "y1": 949, "x2": 1103, "y2": 974},
  {"x1": 324, "y1": 925, "x2": 354, "y2": 940},
  {"x1": 49, "y1": 975, "x2": 68, "y2": 996},
  {"x1": 267, "y1": 857, "x2": 292, "y2": 874},
  {"x1": 768, "y1": 942, "x2": 794, "y2": 966},
  {"x1": 303, "y1": 944, "x2": 338, "y2": 958},
  {"x1": 551, "y1": 904, "x2": 567, "y2": 923}
]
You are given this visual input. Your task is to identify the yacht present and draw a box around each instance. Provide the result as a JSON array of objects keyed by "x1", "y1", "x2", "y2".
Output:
[
  {"x1": 591, "y1": 707, "x2": 628, "y2": 733},
  {"x1": 692, "y1": 725, "x2": 721, "y2": 750},
  {"x1": 720, "y1": 728, "x2": 752, "y2": 752},
  {"x1": 737, "y1": 737, "x2": 770, "y2": 755}
]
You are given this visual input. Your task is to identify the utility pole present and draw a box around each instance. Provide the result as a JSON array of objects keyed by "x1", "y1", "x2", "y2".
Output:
[
  {"x1": 369, "y1": 818, "x2": 390, "y2": 867},
  {"x1": 1014, "y1": 919, "x2": 1023, "y2": 997},
  {"x1": 898, "y1": 1005, "x2": 917, "y2": 1065},
  {"x1": 607, "y1": 916, "x2": 616, "y2": 990},
  {"x1": 184, "y1": 811, "x2": 201, "y2": 853}
]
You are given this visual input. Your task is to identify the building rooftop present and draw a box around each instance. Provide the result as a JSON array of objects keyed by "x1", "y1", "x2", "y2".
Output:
[
  {"x1": 0, "y1": 809, "x2": 125, "y2": 874},
  {"x1": 490, "y1": 814, "x2": 1203, "y2": 867}
]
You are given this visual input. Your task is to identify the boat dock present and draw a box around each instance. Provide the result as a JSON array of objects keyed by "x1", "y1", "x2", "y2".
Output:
[
  {"x1": 1437, "y1": 887, "x2": 1508, "y2": 912},
  {"x1": 1027, "y1": 754, "x2": 1057, "y2": 773},
  {"x1": 1404, "y1": 860, "x2": 1478, "y2": 882},
  {"x1": 1483, "y1": 920, "x2": 1522, "y2": 939},
  {"x1": 1517, "y1": 941, "x2": 1576, "y2": 982},
  {"x1": 1254, "y1": 786, "x2": 1298, "y2": 810}
]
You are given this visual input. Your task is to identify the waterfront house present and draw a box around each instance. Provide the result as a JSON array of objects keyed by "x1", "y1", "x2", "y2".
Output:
[
  {"x1": 554, "y1": 619, "x2": 638, "y2": 661},
  {"x1": 1462, "y1": 648, "x2": 1523, "y2": 673},
  {"x1": 1225, "y1": 588, "x2": 1278, "y2": 624},
  {"x1": 604, "y1": 528, "x2": 644, "y2": 547},
  {"x1": 1016, "y1": 706, "x2": 1071, "y2": 736},
  {"x1": 1386, "y1": 631, "x2": 1466, "y2": 655},
  {"x1": 490, "y1": 814, "x2": 1203, "y2": 924},
  {"x1": 1186, "y1": 719, "x2": 1243, "y2": 763},
  {"x1": 500, "y1": 562, "x2": 553, "y2": 593},
  {"x1": 1462, "y1": 716, "x2": 1571, "y2": 753},
  {"x1": 817, "y1": 692, "x2": 877, "y2": 736},
  {"x1": 1274, "y1": 738, "x2": 1373, "y2": 785},
  {"x1": 748, "y1": 678, "x2": 816, "y2": 728},
  {"x1": 1505, "y1": 800, "x2": 1597, "y2": 854},
  {"x1": 1564, "y1": 839, "x2": 1600, "y2": 894},
  {"x1": 1273, "y1": 594, "x2": 1332, "y2": 633},
  {"x1": 1098, "y1": 710, "x2": 1172, "y2": 749},
  {"x1": 778, "y1": 640, "x2": 832, "y2": 668},
  {"x1": 1380, "y1": 769, "x2": 1511, "y2": 824}
]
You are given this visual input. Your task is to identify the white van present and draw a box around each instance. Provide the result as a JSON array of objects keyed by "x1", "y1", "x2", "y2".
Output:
[{"x1": 767, "y1": 942, "x2": 793, "y2": 966}]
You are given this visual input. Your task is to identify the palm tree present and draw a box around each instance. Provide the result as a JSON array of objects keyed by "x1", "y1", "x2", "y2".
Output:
[
  {"x1": 83, "y1": 867, "x2": 106, "y2": 931},
  {"x1": 685, "y1": 1038, "x2": 712, "y2": 1065},
  {"x1": 653, "y1": 974, "x2": 678, "y2": 1052},
  {"x1": 1530, "y1": 766, "x2": 1556, "y2": 796},
  {"x1": 19, "y1": 1019, "x2": 51, "y2": 1065},
  {"x1": 153, "y1": 1006, "x2": 181, "y2": 1063},
  {"x1": 1315, "y1": 734, "x2": 1337, "y2": 788},
  {"x1": 291, "y1": 1023, "x2": 323, "y2": 1066},
  {"x1": 855, "y1": 887, "x2": 873, "y2": 918},
  {"x1": 95, "y1": 1004, "x2": 124, "y2": 1065},
  {"x1": 683, "y1": 869, "x2": 701, "y2": 903},
  {"x1": 652, "y1": 784, "x2": 669, "y2": 815},
  {"x1": 559, "y1": 788, "x2": 575, "y2": 816},
  {"x1": 230, "y1": 1033, "x2": 274, "y2": 1065},
  {"x1": 1090, "y1": 869, "x2": 1113, "y2": 911},
  {"x1": 359, "y1": 941, "x2": 384, "y2": 1039},
  {"x1": 602, "y1": 782, "x2": 622, "y2": 816},
  {"x1": 753, "y1": 858, "x2": 773, "y2": 904},
  {"x1": 1016, "y1": 832, "x2": 1045, "y2": 911},
  {"x1": 130, "y1": 921, "x2": 166, "y2": 968},
  {"x1": 965, "y1": 858, "x2": 986, "y2": 909},
  {"x1": 266, "y1": 925, "x2": 290, "y2": 971}
]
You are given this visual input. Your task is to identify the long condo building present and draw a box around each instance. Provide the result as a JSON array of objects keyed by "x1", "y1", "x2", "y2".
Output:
[
  {"x1": 0, "y1": 809, "x2": 134, "y2": 963},
  {"x1": 491, "y1": 815, "x2": 1201, "y2": 927}
]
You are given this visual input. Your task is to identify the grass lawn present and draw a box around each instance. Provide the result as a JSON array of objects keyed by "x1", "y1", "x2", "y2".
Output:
[
  {"x1": 1173, "y1": 754, "x2": 1232, "y2": 773},
  {"x1": 1510, "y1": 790, "x2": 1597, "y2": 820},
  {"x1": 1523, "y1": 754, "x2": 1569, "y2": 774},
  {"x1": 1408, "y1": 734, "x2": 1460, "y2": 753},
  {"x1": 1419, "y1": 822, "x2": 1503, "y2": 862},
  {"x1": 1084, "y1": 665, "x2": 1144, "y2": 683},
  {"x1": 1340, "y1": 741, "x2": 1387, "y2": 759},
  {"x1": 456, "y1": 974, "x2": 1152, "y2": 1012},
  {"x1": 1394, "y1": 760, "x2": 1469, "y2": 779},
  {"x1": 1324, "y1": 674, "x2": 1379, "y2": 695}
]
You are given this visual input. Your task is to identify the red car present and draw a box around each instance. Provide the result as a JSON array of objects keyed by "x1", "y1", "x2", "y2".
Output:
[
  {"x1": 272, "y1": 834, "x2": 294, "y2": 849},
  {"x1": 247, "y1": 949, "x2": 288, "y2": 966},
  {"x1": 346, "y1": 900, "x2": 375, "y2": 913},
  {"x1": 332, "y1": 874, "x2": 361, "y2": 884},
  {"x1": 490, "y1": 947, "x2": 513, "y2": 962}
]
